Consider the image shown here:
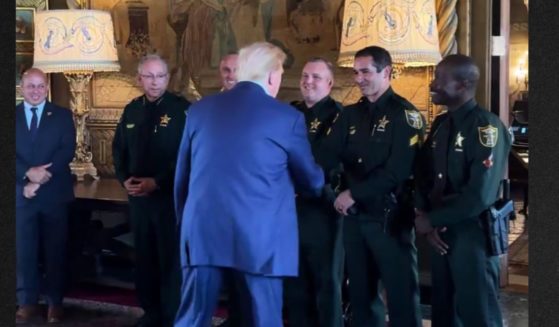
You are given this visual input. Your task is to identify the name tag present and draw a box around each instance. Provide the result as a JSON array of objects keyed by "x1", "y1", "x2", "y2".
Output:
[{"x1": 126, "y1": 124, "x2": 135, "y2": 129}]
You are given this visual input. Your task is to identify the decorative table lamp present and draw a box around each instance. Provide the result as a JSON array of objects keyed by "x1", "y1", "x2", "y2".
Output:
[{"x1": 33, "y1": 9, "x2": 120, "y2": 181}]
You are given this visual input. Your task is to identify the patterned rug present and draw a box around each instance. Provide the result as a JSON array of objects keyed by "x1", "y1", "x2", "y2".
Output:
[
  {"x1": 18, "y1": 291, "x2": 527, "y2": 327},
  {"x1": 21, "y1": 299, "x2": 226, "y2": 326}
]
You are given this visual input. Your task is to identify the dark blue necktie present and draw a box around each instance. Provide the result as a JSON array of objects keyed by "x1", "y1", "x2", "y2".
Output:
[{"x1": 30, "y1": 107, "x2": 38, "y2": 140}]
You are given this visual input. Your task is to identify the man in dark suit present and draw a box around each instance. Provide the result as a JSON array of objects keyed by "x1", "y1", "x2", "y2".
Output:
[
  {"x1": 173, "y1": 42, "x2": 325, "y2": 327},
  {"x1": 16, "y1": 68, "x2": 76, "y2": 324},
  {"x1": 113, "y1": 54, "x2": 189, "y2": 327}
]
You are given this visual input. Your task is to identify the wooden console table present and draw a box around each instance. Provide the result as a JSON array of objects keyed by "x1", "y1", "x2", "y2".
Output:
[{"x1": 68, "y1": 178, "x2": 132, "y2": 285}]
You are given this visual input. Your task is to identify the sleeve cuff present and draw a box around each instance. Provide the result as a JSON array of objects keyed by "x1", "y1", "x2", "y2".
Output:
[{"x1": 349, "y1": 183, "x2": 368, "y2": 204}]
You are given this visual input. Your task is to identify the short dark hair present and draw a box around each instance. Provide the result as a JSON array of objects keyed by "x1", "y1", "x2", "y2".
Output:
[
  {"x1": 354, "y1": 46, "x2": 392, "y2": 72},
  {"x1": 439, "y1": 54, "x2": 480, "y2": 90},
  {"x1": 305, "y1": 56, "x2": 335, "y2": 77}
]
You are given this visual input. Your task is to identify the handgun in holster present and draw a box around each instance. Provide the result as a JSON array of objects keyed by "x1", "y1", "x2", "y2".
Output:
[
  {"x1": 480, "y1": 179, "x2": 515, "y2": 256},
  {"x1": 323, "y1": 164, "x2": 358, "y2": 216},
  {"x1": 382, "y1": 178, "x2": 416, "y2": 243}
]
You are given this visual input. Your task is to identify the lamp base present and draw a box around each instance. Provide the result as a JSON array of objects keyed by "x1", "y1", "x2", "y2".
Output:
[{"x1": 70, "y1": 161, "x2": 99, "y2": 181}]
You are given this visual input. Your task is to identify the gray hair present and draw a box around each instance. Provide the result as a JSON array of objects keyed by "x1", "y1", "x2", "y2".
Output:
[{"x1": 137, "y1": 54, "x2": 169, "y2": 74}]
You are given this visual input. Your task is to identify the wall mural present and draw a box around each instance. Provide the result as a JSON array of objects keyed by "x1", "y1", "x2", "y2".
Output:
[
  {"x1": 85, "y1": 0, "x2": 450, "y2": 176},
  {"x1": 89, "y1": 0, "x2": 345, "y2": 104}
]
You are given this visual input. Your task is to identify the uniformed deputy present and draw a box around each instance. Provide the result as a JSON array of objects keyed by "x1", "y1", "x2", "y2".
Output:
[
  {"x1": 112, "y1": 54, "x2": 189, "y2": 327},
  {"x1": 414, "y1": 54, "x2": 511, "y2": 327},
  {"x1": 332, "y1": 46, "x2": 424, "y2": 327},
  {"x1": 284, "y1": 57, "x2": 344, "y2": 327}
]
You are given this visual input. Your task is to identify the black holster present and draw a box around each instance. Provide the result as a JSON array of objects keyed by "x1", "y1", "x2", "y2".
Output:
[
  {"x1": 382, "y1": 188, "x2": 415, "y2": 244},
  {"x1": 480, "y1": 199, "x2": 514, "y2": 256}
]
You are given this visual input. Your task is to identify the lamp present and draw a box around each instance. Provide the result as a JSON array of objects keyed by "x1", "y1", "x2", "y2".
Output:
[
  {"x1": 33, "y1": 9, "x2": 120, "y2": 181},
  {"x1": 338, "y1": 0, "x2": 442, "y2": 76},
  {"x1": 515, "y1": 65, "x2": 528, "y2": 91}
]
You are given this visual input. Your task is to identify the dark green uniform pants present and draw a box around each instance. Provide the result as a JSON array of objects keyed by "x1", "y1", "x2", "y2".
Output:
[
  {"x1": 284, "y1": 211, "x2": 344, "y2": 327},
  {"x1": 431, "y1": 219, "x2": 503, "y2": 327},
  {"x1": 129, "y1": 196, "x2": 181, "y2": 327},
  {"x1": 343, "y1": 216, "x2": 421, "y2": 327}
]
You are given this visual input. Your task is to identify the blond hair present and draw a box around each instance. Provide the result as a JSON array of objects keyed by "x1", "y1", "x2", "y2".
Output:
[{"x1": 237, "y1": 42, "x2": 286, "y2": 82}]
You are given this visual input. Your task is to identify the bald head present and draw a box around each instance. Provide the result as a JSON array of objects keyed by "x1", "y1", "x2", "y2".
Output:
[
  {"x1": 21, "y1": 67, "x2": 47, "y2": 85},
  {"x1": 438, "y1": 54, "x2": 480, "y2": 91},
  {"x1": 430, "y1": 54, "x2": 480, "y2": 110},
  {"x1": 20, "y1": 68, "x2": 49, "y2": 106}
]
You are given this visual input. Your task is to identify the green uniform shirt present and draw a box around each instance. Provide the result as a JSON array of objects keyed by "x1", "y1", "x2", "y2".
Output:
[
  {"x1": 416, "y1": 99, "x2": 512, "y2": 226},
  {"x1": 112, "y1": 91, "x2": 190, "y2": 194},
  {"x1": 331, "y1": 87, "x2": 425, "y2": 218},
  {"x1": 291, "y1": 95, "x2": 343, "y2": 182}
]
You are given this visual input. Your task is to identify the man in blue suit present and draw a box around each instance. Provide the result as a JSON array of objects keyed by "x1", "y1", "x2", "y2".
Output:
[
  {"x1": 174, "y1": 42, "x2": 325, "y2": 327},
  {"x1": 15, "y1": 68, "x2": 76, "y2": 324}
]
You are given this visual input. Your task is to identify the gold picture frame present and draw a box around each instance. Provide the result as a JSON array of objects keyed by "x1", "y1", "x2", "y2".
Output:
[
  {"x1": 16, "y1": 7, "x2": 35, "y2": 46},
  {"x1": 15, "y1": 0, "x2": 48, "y2": 100}
]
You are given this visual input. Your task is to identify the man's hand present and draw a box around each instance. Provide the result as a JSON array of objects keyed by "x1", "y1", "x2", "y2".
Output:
[
  {"x1": 25, "y1": 163, "x2": 52, "y2": 184},
  {"x1": 124, "y1": 177, "x2": 158, "y2": 197},
  {"x1": 23, "y1": 182, "x2": 40, "y2": 199},
  {"x1": 426, "y1": 228, "x2": 449, "y2": 255},
  {"x1": 334, "y1": 190, "x2": 356, "y2": 216},
  {"x1": 414, "y1": 208, "x2": 434, "y2": 235}
]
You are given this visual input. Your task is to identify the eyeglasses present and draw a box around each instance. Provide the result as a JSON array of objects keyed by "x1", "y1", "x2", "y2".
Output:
[{"x1": 140, "y1": 73, "x2": 168, "y2": 81}]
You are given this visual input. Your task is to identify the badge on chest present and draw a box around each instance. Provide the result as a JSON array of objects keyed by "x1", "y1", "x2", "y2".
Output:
[
  {"x1": 309, "y1": 118, "x2": 321, "y2": 134},
  {"x1": 376, "y1": 115, "x2": 390, "y2": 132},
  {"x1": 160, "y1": 114, "x2": 171, "y2": 127},
  {"x1": 454, "y1": 132, "x2": 465, "y2": 152}
]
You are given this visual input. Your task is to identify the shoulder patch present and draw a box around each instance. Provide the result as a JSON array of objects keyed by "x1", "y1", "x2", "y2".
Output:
[
  {"x1": 404, "y1": 110, "x2": 423, "y2": 129},
  {"x1": 478, "y1": 125, "x2": 498, "y2": 147}
]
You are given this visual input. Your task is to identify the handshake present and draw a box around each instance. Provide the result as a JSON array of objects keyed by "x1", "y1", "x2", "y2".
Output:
[{"x1": 323, "y1": 166, "x2": 358, "y2": 216}]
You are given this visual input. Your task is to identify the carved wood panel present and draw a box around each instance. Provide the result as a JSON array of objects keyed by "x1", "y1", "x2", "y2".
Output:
[{"x1": 89, "y1": 125, "x2": 117, "y2": 177}]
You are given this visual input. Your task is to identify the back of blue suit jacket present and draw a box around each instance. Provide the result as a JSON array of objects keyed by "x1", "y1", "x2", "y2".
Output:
[
  {"x1": 16, "y1": 102, "x2": 76, "y2": 207},
  {"x1": 174, "y1": 81, "x2": 324, "y2": 277}
]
